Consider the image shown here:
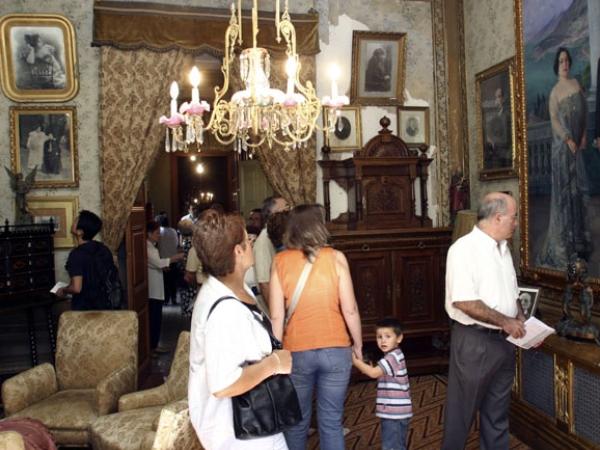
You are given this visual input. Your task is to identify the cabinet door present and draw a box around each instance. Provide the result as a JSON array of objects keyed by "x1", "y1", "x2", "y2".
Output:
[
  {"x1": 393, "y1": 250, "x2": 444, "y2": 332},
  {"x1": 346, "y1": 251, "x2": 391, "y2": 340}
]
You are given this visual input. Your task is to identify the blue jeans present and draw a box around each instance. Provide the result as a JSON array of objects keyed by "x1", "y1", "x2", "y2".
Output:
[
  {"x1": 284, "y1": 347, "x2": 352, "y2": 450},
  {"x1": 380, "y1": 418, "x2": 409, "y2": 450}
]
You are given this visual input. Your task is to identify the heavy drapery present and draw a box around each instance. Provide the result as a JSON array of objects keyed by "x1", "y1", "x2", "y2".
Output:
[{"x1": 95, "y1": 2, "x2": 319, "y2": 251}]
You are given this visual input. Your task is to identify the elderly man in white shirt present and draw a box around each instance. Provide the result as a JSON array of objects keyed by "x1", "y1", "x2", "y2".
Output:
[{"x1": 442, "y1": 192, "x2": 526, "y2": 450}]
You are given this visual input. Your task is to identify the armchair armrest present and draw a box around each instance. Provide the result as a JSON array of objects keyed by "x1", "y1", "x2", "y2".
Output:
[
  {"x1": 118, "y1": 384, "x2": 169, "y2": 412},
  {"x1": 96, "y1": 365, "x2": 136, "y2": 415},
  {"x1": 1, "y1": 363, "x2": 57, "y2": 416},
  {"x1": 151, "y1": 400, "x2": 202, "y2": 450}
]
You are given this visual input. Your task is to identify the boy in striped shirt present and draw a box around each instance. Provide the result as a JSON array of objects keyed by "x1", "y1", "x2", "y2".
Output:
[{"x1": 352, "y1": 318, "x2": 412, "y2": 450}]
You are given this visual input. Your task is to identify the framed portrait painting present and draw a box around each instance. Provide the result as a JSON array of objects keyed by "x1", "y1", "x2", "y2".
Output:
[
  {"x1": 515, "y1": 0, "x2": 600, "y2": 286},
  {"x1": 10, "y1": 106, "x2": 79, "y2": 188},
  {"x1": 397, "y1": 106, "x2": 429, "y2": 146},
  {"x1": 27, "y1": 196, "x2": 78, "y2": 249},
  {"x1": 476, "y1": 58, "x2": 517, "y2": 181},
  {"x1": 323, "y1": 106, "x2": 362, "y2": 152},
  {"x1": 0, "y1": 14, "x2": 78, "y2": 102},
  {"x1": 350, "y1": 31, "x2": 406, "y2": 106},
  {"x1": 517, "y1": 286, "x2": 540, "y2": 320}
]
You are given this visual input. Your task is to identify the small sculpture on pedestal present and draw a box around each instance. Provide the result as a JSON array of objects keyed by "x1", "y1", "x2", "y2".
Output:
[
  {"x1": 5, "y1": 166, "x2": 37, "y2": 225},
  {"x1": 556, "y1": 256, "x2": 600, "y2": 345}
]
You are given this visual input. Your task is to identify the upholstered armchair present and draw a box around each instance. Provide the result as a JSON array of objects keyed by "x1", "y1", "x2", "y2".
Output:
[
  {"x1": 1, "y1": 311, "x2": 138, "y2": 446},
  {"x1": 90, "y1": 332, "x2": 198, "y2": 450}
]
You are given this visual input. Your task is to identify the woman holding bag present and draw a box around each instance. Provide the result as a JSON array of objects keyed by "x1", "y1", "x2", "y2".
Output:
[
  {"x1": 188, "y1": 209, "x2": 292, "y2": 450},
  {"x1": 269, "y1": 204, "x2": 363, "y2": 450}
]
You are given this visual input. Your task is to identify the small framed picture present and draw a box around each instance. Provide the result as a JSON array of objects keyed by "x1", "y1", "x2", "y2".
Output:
[
  {"x1": 518, "y1": 286, "x2": 540, "y2": 320},
  {"x1": 397, "y1": 106, "x2": 429, "y2": 146},
  {"x1": 475, "y1": 57, "x2": 517, "y2": 181},
  {"x1": 350, "y1": 31, "x2": 407, "y2": 106},
  {"x1": 27, "y1": 196, "x2": 79, "y2": 248},
  {"x1": 323, "y1": 106, "x2": 362, "y2": 152},
  {"x1": 0, "y1": 14, "x2": 78, "y2": 102},
  {"x1": 10, "y1": 106, "x2": 79, "y2": 188}
]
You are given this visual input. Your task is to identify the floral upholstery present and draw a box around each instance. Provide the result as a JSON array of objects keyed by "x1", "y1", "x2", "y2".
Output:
[
  {"x1": 151, "y1": 400, "x2": 202, "y2": 450},
  {"x1": 1, "y1": 311, "x2": 138, "y2": 446},
  {"x1": 90, "y1": 332, "x2": 193, "y2": 450}
]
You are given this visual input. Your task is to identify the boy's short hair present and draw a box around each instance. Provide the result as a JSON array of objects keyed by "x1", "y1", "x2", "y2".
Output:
[
  {"x1": 76, "y1": 210, "x2": 102, "y2": 241},
  {"x1": 375, "y1": 317, "x2": 403, "y2": 336}
]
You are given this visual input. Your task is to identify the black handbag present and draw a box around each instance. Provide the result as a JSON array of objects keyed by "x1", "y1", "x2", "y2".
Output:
[{"x1": 207, "y1": 296, "x2": 302, "y2": 439}]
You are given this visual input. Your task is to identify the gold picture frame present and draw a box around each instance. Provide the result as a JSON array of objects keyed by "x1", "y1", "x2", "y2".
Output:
[
  {"x1": 0, "y1": 14, "x2": 78, "y2": 102},
  {"x1": 323, "y1": 106, "x2": 363, "y2": 152},
  {"x1": 350, "y1": 31, "x2": 406, "y2": 106},
  {"x1": 397, "y1": 106, "x2": 429, "y2": 147},
  {"x1": 10, "y1": 106, "x2": 79, "y2": 188},
  {"x1": 27, "y1": 196, "x2": 79, "y2": 249},
  {"x1": 476, "y1": 58, "x2": 517, "y2": 181}
]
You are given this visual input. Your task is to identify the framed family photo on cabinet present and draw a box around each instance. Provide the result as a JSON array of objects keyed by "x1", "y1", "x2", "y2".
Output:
[
  {"x1": 0, "y1": 14, "x2": 78, "y2": 102},
  {"x1": 397, "y1": 106, "x2": 429, "y2": 147},
  {"x1": 10, "y1": 106, "x2": 79, "y2": 188},
  {"x1": 350, "y1": 31, "x2": 406, "y2": 106}
]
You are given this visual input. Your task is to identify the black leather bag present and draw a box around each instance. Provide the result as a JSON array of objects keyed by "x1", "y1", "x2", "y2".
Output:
[{"x1": 208, "y1": 296, "x2": 302, "y2": 439}]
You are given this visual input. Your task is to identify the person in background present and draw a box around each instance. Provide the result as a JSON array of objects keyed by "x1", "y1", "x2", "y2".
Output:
[
  {"x1": 352, "y1": 318, "x2": 412, "y2": 450},
  {"x1": 269, "y1": 204, "x2": 362, "y2": 450},
  {"x1": 156, "y1": 212, "x2": 180, "y2": 305},
  {"x1": 267, "y1": 210, "x2": 290, "y2": 253},
  {"x1": 254, "y1": 196, "x2": 289, "y2": 305},
  {"x1": 246, "y1": 208, "x2": 263, "y2": 236},
  {"x1": 441, "y1": 192, "x2": 526, "y2": 450},
  {"x1": 147, "y1": 220, "x2": 184, "y2": 354},
  {"x1": 188, "y1": 209, "x2": 291, "y2": 450},
  {"x1": 57, "y1": 210, "x2": 115, "y2": 310}
]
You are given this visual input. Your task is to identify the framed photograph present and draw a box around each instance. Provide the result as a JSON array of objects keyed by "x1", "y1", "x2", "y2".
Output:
[
  {"x1": 515, "y1": 0, "x2": 600, "y2": 287},
  {"x1": 323, "y1": 106, "x2": 362, "y2": 152},
  {"x1": 0, "y1": 14, "x2": 78, "y2": 102},
  {"x1": 350, "y1": 31, "x2": 406, "y2": 106},
  {"x1": 476, "y1": 58, "x2": 517, "y2": 181},
  {"x1": 518, "y1": 286, "x2": 540, "y2": 320},
  {"x1": 27, "y1": 196, "x2": 78, "y2": 249},
  {"x1": 397, "y1": 106, "x2": 429, "y2": 146},
  {"x1": 10, "y1": 106, "x2": 78, "y2": 188}
]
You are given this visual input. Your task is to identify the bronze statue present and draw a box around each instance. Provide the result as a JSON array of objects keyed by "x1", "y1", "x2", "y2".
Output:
[
  {"x1": 5, "y1": 166, "x2": 37, "y2": 225},
  {"x1": 556, "y1": 256, "x2": 600, "y2": 345}
]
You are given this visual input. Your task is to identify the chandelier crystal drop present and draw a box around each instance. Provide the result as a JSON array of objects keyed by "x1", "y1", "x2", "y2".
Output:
[{"x1": 159, "y1": 0, "x2": 349, "y2": 153}]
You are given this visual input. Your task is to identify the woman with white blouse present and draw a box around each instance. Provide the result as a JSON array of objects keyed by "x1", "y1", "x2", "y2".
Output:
[{"x1": 147, "y1": 220, "x2": 183, "y2": 354}]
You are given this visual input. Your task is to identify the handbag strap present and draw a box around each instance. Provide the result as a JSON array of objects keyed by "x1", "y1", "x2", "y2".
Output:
[
  {"x1": 207, "y1": 295, "x2": 281, "y2": 349},
  {"x1": 284, "y1": 261, "x2": 313, "y2": 327}
]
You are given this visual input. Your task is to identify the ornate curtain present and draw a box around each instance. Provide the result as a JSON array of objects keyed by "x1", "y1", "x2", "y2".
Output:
[
  {"x1": 99, "y1": 47, "x2": 187, "y2": 252},
  {"x1": 95, "y1": 2, "x2": 320, "y2": 250}
]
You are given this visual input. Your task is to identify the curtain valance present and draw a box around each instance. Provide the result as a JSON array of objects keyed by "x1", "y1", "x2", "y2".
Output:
[{"x1": 93, "y1": 1, "x2": 320, "y2": 56}]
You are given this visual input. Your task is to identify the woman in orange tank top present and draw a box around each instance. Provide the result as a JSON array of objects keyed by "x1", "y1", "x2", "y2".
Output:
[{"x1": 270, "y1": 204, "x2": 363, "y2": 450}]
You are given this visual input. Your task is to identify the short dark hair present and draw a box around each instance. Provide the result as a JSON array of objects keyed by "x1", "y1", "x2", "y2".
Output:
[
  {"x1": 261, "y1": 195, "x2": 283, "y2": 222},
  {"x1": 553, "y1": 47, "x2": 572, "y2": 76},
  {"x1": 284, "y1": 204, "x2": 329, "y2": 260},
  {"x1": 76, "y1": 210, "x2": 102, "y2": 241},
  {"x1": 375, "y1": 317, "x2": 403, "y2": 336},
  {"x1": 147, "y1": 220, "x2": 160, "y2": 234},
  {"x1": 156, "y1": 213, "x2": 169, "y2": 228},
  {"x1": 193, "y1": 209, "x2": 247, "y2": 277},
  {"x1": 267, "y1": 211, "x2": 289, "y2": 249}
]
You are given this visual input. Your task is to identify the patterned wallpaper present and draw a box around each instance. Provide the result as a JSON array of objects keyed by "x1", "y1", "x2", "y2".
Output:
[{"x1": 463, "y1": 0, "x2": 522, "y2": 259}]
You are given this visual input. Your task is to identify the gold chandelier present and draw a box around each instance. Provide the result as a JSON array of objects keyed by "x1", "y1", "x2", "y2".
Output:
[{"x1": 159, "y1": 0, "x2": 348, "y2": 153}]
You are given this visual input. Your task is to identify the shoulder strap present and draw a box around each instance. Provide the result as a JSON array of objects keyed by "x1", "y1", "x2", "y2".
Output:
[
  {"x1": 284, "y1": 261, "x2": 313, "y2": 327},
  {"x1": 207, "y1": 295, "x2": 237, "y2": 319}
]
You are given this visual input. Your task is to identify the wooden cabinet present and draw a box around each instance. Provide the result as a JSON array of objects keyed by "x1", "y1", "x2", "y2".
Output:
[{"x1": 331, "y1": 227, "x2": 452, "y2": 374}]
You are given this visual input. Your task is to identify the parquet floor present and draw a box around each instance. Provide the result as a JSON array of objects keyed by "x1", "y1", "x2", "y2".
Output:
[{"x1": 308, "y1": 375, "x2": 531, "y2": 450}]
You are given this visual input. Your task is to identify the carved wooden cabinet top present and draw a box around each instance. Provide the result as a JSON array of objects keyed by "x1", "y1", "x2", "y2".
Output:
[{"x1": 319, "y1": 116, "x2": 433, "y2": 230}]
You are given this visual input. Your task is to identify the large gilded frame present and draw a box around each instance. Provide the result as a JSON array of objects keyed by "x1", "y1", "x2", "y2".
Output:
[
  {"x1": 0, "y1": 14, "x2": 78, "y2": 102},
  {"x1": 515, "y1": 0, "x2": 598, "y2": 289},
  {"x1": 476, "y1": 58, "x2": 517, "y2": 181}
]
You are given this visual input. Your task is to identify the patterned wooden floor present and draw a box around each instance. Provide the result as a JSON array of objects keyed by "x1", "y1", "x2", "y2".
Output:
[{"x1": 307, "y1": 374, "x2": 530, "y2": 450}]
